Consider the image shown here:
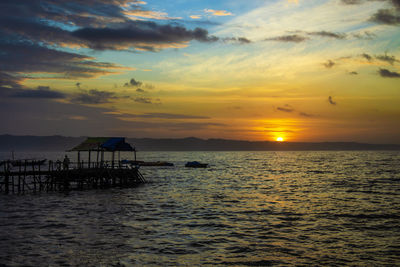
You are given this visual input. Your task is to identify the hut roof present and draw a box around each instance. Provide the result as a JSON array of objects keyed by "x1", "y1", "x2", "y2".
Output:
[{"x1": 69, "y1": 137, "x2": 135, "y2": 152}]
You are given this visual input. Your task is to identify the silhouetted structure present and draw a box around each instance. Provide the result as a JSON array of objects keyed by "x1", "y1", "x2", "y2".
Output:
[{"x1": 0, "y1": 137, "x2": 145, "y2": 194}]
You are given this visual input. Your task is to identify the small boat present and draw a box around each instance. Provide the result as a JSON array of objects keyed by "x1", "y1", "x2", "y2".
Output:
[{"x1": 185, "y1": 161, "x2": 208, "y2": 168}]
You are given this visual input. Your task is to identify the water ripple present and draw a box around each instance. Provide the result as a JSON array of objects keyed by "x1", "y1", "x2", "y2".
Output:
[{"x1": 0, "y1": 151, "x2": 399, "y2": 266}]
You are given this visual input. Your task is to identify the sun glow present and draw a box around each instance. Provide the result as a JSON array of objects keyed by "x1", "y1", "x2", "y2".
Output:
[{"x1": 276, "y1": 137, "x2": 284, "y2": 142}]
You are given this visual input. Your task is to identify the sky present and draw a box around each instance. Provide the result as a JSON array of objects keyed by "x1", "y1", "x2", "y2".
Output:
[{"x1": 0, "y1": 0, "x2": 399, "y2": 143}]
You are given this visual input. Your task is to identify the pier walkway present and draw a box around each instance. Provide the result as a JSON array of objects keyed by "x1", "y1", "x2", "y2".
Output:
[{"x1": 0, "y1": 160, "x2": 145, "y2": 194}]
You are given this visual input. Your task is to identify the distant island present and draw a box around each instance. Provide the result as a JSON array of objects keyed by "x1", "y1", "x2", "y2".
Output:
[{"x1": 0, "y1": 135, "x2": 399, "y2": 151}]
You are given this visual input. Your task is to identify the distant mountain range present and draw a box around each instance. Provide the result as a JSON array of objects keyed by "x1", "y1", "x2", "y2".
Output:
[{"x1": 0, "y1": 135, "x2": 399, "y2": 151}]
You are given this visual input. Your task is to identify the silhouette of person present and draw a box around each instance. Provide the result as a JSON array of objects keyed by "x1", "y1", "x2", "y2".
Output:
[{"x1": 63, "y1": 155, "x2": 70, "y2": 170}]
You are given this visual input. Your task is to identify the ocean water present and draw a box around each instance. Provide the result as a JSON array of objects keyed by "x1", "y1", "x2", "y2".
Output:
[{"x1": 1, "y1": 151, "x2": 400, "y2": 266}]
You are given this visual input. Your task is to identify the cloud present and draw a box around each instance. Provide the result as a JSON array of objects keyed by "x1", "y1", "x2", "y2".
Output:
[
  {"x1": 118, "y1": 113, "x2": 209, "y2": 119},
  {"x1": 7, "y1": 86, "x2": 66, "y2": 99},
  {"x1": 307, "y1": 31, "x2": 347, "y2": 39},
  {"x1": 276, "y1": 105, "x2": 314, "y2": 117},
  {"x1": 71, "y1": 21, "x2": 219, "y2": 51},
  {"x1": 341, "y1": 0, "x2": 363, "y2": 4},
  {"x1": 0, "y1": 41, "x2": 122, "y2": 85},
  {"x1": 71, "y1": 89, "x2": 125, "y2": 104},
  {"x1": 328, "y1": 96, "x2": 337, "y2": 105},
  {"x1": 204, "y1": 9, "x2": 233, "y2": 16},
  {"x1": 378, "y1": 68, "x2": 400, "y2": 77},
  {"x1": 0, "y1": 72, "x2": 22, "y2": 88},
  {"x1": 223, "y1": 37, "x2": 252, "y2": 44},
  {"x1": 277, "y1": 104, "x2": 294, "y2": 113},
  {"x1": 0, "y1": 3, "x2": 219, "y2": 51},
  {"x1": 265, "y1": 34, "x2": 309, "y2": 43},
  {"x1": 136, "y1": 88, "x2": 145, "y2": 93},
  {"x1": 277, "y1": 106, "x2": 294, "y2": 113},
  {"x1": 190, "y1": 15, "x2": 202, "y2": 19},
  {"x1": 361, "y1": 53, "x2": 373, "y2": 61},
  {"x1": 376, "y1": 54, "x2": 398, "y2": 65},
  {"x1": 324, "y1": 60, "x2": 336, "y2": 68},
  {"x1": 134, "y1": 97, "x2": 161, "y2": 104},
  {"x1": 340, "y1": 0, "x2": 400, "y2": 25},
  {"x1": 299, "y1": 112, "x2": 314, "y2": 117},
  {"x1": 352, "y1": 31, "x2": 376, "y2": 40},
  {"x1": 370, "y1": 8, "x2": 400, "y2": 25},
  {"x1": 124, "y1": 78, "x2": 143, "y2": 87},
  {"x1": 360, "y1": 52, "x2": 398, "y2": 64},
  {"x1": 0, "y1": 0, "x2": 221, "y2": 86}
]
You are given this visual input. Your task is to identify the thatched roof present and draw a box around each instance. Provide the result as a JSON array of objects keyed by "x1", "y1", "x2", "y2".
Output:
[{"x1": 69, "y1": 137, "x2": 134, "y2": 152}]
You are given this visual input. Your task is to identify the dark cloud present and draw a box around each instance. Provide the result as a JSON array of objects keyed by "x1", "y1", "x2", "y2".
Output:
[
  {"x1": 0, "y1": 94, "x2": 223, "y2": 136},
  {"x1": 376, "y1": 54, "x2": 398, "y2": 65},
  {"x1": 0, "y1": 95, "x2": 130, "y2": 136},
  {"x1": 328, "y1": 96, "x2": 337, "y2": 105},
  {"x1": 324, "y1": 60, "x2": 336, "y2": 68},
  {"x1": 0, "y1": 41, "x2": 120, "y2": 86},
  {"x1": 370, "y1": 8, "x2": 400, "y2": 25},
  {"x1": 0, "y1": 0, "x2": 220, "y2": 86},
  {"x1": 71, "y1": 89, "x2": 124, "y2": 104},
  {"x1": 341, "y1": 0, "x2": 400, "y2": 25},
  {"x1": 134, "y1": 97, "x2": 155, "y2": 104},
  {"x1": 71, "y1": 21, "x2": 218, "y2": 51},
  {"x1": 277, "y1": 106, "x2": 294, "y2": 112},
  {"x1": 360, "y1": 52, "x2": 399, "y2": 64},
  {"x1": 265, "y1": 34, "x2": 309, "y2": 43},
  {"x1": 341, "y1": 0, "x2": 363, "y2": 4},
  {"x1": 352, "y1": 31, "x2": 376, "y2": 40},
  {"x1": 0, "y1": 0, "x2": 168, "y2": 31},
  {"x1": 120, "y1": 113, "x2": 209, "y2": 119},
  {"x1": 180, "y1": 20, "x2": 222, "y2": 26},
  {"x1": 223, "y1": 37, "x2": 252, "y2": 44},
  {"x1": 361, "y1": 53, "x2": 373, "y2": 61},
  {"x1": 0, "y1": 72, "x2": 22, "y2": 88},
  {"x1": 378, "y1": 68, "x2": 400, "y2": 77},
  {"x1": 299, "y1": 112, "x2": 314, "y2": 117},
  {"x1": 10, "y1": 88, "x2": 66, "y2": 99},
  {"x1": 124, "y1": 78, "x2": 143, "y2": 87},
  {"x1": 0, "y1": 85, "x2": 66, "y2": 99},
  {"x1": 308, "y1": 31, "x2": 347, "y2": 39},
  {"x1": 0, "y1": 16, "x2": 81, "y2": 48}
]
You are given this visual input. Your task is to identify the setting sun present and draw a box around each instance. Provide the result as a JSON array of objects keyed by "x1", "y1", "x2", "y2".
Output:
[{"x1": 276, "y1": 137, "x2": 284, "y2": 142}]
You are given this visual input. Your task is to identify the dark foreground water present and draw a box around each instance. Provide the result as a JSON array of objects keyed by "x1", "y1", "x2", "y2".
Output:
[{"x1": 1, "y1": 151, "x2": 400, "y2": 266}]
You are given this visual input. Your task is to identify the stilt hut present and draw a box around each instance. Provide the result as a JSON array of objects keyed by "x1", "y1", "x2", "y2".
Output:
[{"x1": 69, "y1": 137, "x2": 136, "y2": 168}]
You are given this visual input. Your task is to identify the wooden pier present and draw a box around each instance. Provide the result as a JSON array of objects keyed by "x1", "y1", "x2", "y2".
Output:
[
  {"x1": 0, "y1": 160, "x2": 146, "y2": 194},
  {"x1": 0, "y1": 137, "x2": 148, "y2": 194}
]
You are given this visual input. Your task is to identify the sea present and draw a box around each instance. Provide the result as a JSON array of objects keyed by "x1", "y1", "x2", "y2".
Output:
[{"x1": 1, "y1": 151, "x2": 400, "y2": 266}]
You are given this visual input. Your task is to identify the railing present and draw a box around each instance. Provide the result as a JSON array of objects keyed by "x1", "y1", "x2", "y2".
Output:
[
  {"x1": 48, "y1": 160, "x2": 136, "y2": 171},
  {"x1": 1, "y1": 159, "x2": 137, "y2": 173}
]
